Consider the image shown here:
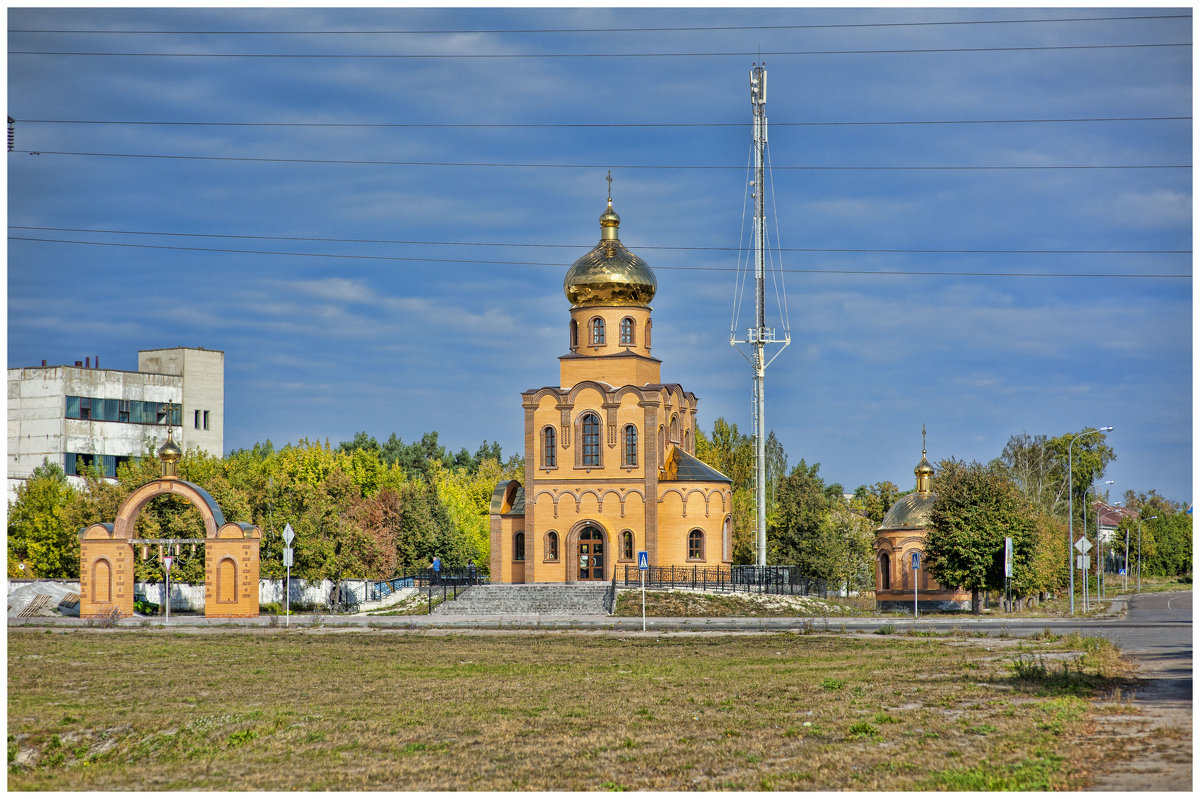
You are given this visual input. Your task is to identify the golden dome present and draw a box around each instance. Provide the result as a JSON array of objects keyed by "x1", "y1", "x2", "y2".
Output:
[
  {"x1": 564, "y1": 197, "x2": 657, "y2": 308},
  {"x1": 916, "y1": 456, "x2": 934, "y2": 476},
  {"x1": 158, "y1": 437, "x2": 182, "y2": 462},
  {"x1": 879, "y1": 491, "x2": 935, "y2": 531}
]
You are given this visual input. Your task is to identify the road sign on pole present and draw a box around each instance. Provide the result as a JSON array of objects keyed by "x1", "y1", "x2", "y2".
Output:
[
  {"x1": 911, "y1": 551, "x2": 919, "y2": 618},
  {"x1": 1074, "y1": 537, "x2": 1092, "y2": 554},
  {"x1": 162, "y1": 556, "x2": 173, "y2": 622},
  {"x1": 637, "y1": 551, "x2": 648, "y2": 631},
  {"x1": 282, "y1": 523, "x2": 295, "y2": 626}
]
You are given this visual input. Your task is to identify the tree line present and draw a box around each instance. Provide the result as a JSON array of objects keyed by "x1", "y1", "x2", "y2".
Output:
[
  {"x1": 7, "y1": 423, "x2": 1191, "y2": 602},
  {"x1": 7, "y1": 433, "x2": 520, "y2": 583}
]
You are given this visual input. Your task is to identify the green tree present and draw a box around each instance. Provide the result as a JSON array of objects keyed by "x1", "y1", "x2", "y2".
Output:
[
  {"x1": 770, "y1": 460, "x2": 840, "y2": 581},
  {"x1": 1142, "y1": 510, "x2": 1193, "y2": 577},
  {"x1": 851, "y1": 481, "x2": 901, "y2": 526},
  {"x1": 822, "y1": 502, "x2": 875, "y2": 594},
  {"x1": 7, "y1": 461, "x2": 79, "y2": 577},
  {"x1": 926, "y1": 459, "x2": 1035, "y2": 613},
  {"x1": 695, "y1": 418, "x2": 758, "y2": 564}
]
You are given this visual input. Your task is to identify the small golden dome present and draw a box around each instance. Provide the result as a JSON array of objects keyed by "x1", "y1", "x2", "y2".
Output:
[
  {"x1": 915, "y1": 456, "x2": 934, "y2": 476},
  {"x1": 564, "y1": 197, "x2": 657, "y2": 308},
  {"x1": 158, "y1": 437, "x2": 182, "y2": 462}
]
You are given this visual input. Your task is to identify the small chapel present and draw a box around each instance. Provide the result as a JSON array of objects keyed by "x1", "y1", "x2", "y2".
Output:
[
  {"x1": 489, "y1": 187, "x2": 733, "y2": 583},
  {"x1": 874, "y1": 431, "x2": 970, "y2": 611}
]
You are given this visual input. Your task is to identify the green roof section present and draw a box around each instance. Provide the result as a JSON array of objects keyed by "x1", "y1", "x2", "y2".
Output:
[{"x1": 489, "y1": 480, "x2": 525, "y2": 516}]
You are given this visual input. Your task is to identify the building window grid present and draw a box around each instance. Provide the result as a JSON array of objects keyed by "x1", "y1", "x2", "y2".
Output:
[
  {"x1": 621, "y1": 530, "x2": 634, "y2": 560},
  {"x1": 545, "y1": 531, "x2": 559, "y2": 561},
  {"x1": 688, "y1": 529, "x2": 705, "y2": 561},
  {"x1": 623, "y1": 424, "x2": 638, "y2": 467},
  {"x1": 66, "y1": 395, "x2": 181, "y2": 426},
  {"x1": 590, "y1": 317, "x2": 605, "y2": 346},
  {"x1": 514, "y1": 532, "x2": 526, "y2": 562}
]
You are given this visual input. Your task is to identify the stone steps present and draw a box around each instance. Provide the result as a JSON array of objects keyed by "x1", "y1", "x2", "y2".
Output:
[{"x1": 432, "y1": 583, "x2": 610, "y2": 616}]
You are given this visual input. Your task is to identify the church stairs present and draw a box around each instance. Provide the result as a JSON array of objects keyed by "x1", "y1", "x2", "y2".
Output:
[{"x1": 431, "y1": 583, "x2": 610, "y2": 616}]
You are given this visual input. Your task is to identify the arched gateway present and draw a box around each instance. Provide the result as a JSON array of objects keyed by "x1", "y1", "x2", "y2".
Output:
[{"x1": 78, "y1": 431, "x2": 262, "y2": 619}]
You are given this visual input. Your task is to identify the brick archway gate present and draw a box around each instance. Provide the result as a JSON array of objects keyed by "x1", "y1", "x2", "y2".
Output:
[{"x1": 79, "y1": 444, "x2": 262, "y2": 619}]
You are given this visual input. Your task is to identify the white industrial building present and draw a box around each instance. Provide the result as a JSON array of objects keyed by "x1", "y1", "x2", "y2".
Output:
[{"x1": 7, "y1": 347, "x2": 224, "y2": 498}]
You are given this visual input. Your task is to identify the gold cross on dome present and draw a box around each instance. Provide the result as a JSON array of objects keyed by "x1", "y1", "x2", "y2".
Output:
[
  {"x1": 606, "y1": 170, "x2": 612, "y2": 201},
  {"x1": 922, "y1": 424, "x2": 927, "y2": 455}
]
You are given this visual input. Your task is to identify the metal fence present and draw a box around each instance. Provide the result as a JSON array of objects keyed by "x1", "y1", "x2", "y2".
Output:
[
  {"x1": 363, "y1": 567, "x2": 488, "y2": 603},
  {"x1": 619, "y1": 565, "x2": 827, "y2": 597}
]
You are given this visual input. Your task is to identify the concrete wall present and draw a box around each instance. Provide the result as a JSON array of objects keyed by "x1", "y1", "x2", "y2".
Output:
[
  {"x1": 140, "y1": 347, "x2": 224, "y2": 457},
  {"x1": 137, "y1": 579, "x2": 378, "y2": 612}
]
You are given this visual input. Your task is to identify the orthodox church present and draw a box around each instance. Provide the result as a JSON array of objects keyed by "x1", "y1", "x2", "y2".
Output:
[
  {"x1": 489, "y1": 189, "x2": 733, "y2": 583},
  {"x1": 874, "y1": 432, "x2": 970, "y2": 611}
]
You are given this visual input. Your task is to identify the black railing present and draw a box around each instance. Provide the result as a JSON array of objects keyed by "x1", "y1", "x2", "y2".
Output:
[
  {"x1": 620, "y1": 565, "x2": 826, "y2": 598},
  {"x1": 364, "y1": 567, "x2": 488, "y2": 603}
]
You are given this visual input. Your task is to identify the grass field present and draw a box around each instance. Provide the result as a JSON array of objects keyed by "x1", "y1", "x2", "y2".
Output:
[{"x1": 8, "y1": 627, "x2": 1136, "y2": 790}]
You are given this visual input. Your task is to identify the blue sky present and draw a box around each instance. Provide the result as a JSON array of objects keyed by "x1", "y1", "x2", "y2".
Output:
[{"x1": 6, "y1": 7, "x2": 1193, "y2": 503}]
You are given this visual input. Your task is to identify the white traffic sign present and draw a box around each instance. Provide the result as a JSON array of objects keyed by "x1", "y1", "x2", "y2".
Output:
[
  {"x1": 282, "y1": 523, "x2": 295, "y2": 546},
  {"x1": 1076, "y1": 555, "x2": 1088, "y2": 569},
  {"x1": 1074, "y1": 537, "x2": 1092, "y2": 554},
  {"x1": 1004, "y1": 537, "x2": 1013, "y2": 578},
  {"x1": 637, "y1": 551, "x2": 649, "y2": 571},
  {"x1": 282, "y1": 548, "x2": 293, "y2": 568},
  {"x1": 162, "y1": 556, "x2": 174, "y2": 571}
]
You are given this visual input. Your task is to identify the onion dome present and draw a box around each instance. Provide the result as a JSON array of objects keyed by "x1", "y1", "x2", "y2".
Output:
[
  {"x1": 564, "y1": 194, "x2": 657, "y2": 308},
  {"x1": 879, "y1": 428, "x2": 937, "y2": 530},
  {"x1": 158, "y1": 430, "x2": 182, "y2": 478}
]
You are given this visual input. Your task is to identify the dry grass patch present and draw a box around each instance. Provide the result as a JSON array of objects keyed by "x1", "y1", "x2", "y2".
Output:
[{"x1": 8, "y1": 628, "x2": 1137, "y2": 790}]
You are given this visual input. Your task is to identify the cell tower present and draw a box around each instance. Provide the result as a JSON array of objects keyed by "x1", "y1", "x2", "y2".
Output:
[{"x1": 730, "y1": 64, "x2": 790, "y2": 567}]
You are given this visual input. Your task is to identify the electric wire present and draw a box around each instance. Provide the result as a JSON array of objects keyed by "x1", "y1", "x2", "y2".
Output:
[
  {"x1": 8, "y1": 42, "x2": 1192, "y2": 59},
  {"x1": 8, "y1": 13, "x2": 1191, "y2": 34},
  {"x1": 7, "y1": 236, "x2": 1190, "y2": 279},
  {"x1": 8, "y1": 227, "x2": 1190, "y2": 256},
  {"x1": 10, "y1": 150, "x2": 1190, "y2": 170},
  {"x1": 14, "y1": 116, "x2": 1191, "y2": 128}
]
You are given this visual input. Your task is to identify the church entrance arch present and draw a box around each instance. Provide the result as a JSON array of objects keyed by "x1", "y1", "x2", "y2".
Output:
[
  {"x1": 78, "y1": 437, "x2": 262, "y2": 619},
  {"x1": 572, "y1": 524, "x2": 607, "y2": 581}
]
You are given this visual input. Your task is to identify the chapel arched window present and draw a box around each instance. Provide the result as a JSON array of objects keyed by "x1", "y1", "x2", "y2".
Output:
[
  {"x1": 623, "y1": 424, "x2": 638, "y2": 467},
  {"x1": 514, "y1": 532, "x2": 526, "y2": 562},
  {"x1": 546, "y1": 531, "x2": 559, "y2": 561},
  {"x1": 543, "y1": 426, "x2": 557, "y2": 468},
  {"x1": 688, "y1": 529, "x2": 705, "y2": 561},
  {"x1": 621, "y1": 530, "x2": 634, "y2": 560},
  {"x1": 590, "y1": 317, "x2": 605, "y2": 346},
  {"x1": 581, "y1": 413, "x2": 601, "y2": 466},
  {"x1": 620, "y1": 317, "x2": 635, "y2": 346},
  {"x1": 570, "y1": 319, "x2": 579, "y2": 349}
]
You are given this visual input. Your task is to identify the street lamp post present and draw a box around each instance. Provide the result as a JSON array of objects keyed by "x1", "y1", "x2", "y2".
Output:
[
  {"x1": 1066, "y1": 427, "x2": 1113, "y2": 616},
  {"x1": 1091, "y1": 480, "x2": 1114, "y2": 599},
  {"x1": 1137, "y1": 515, "x2": 1157, "y2": 592}
]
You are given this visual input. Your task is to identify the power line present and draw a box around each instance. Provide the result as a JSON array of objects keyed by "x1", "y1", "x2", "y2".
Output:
[
  {"x1": 8, "y1": 13, "x2": 1190, "y2": 35},
  {"x1": 14, "y1": 115, "x2": 1191, "y2": 129},
  {"x1": 11, "y1": 150, "x2": 1191, "y2": 171},
  {"x1": 10, "y1": 226, "x2": 1191, "y2": 256},
  {"x1": 8, "y1": 236, "x2": 1191, "y2": 279},
  {"x1": 8, "y1": 42, "x2": 1192, "y2": 59}
]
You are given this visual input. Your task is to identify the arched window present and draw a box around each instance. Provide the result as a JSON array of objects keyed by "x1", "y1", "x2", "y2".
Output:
[
  {"x1": 623, "y1": 424, "x2": 638, "y2": 467},
  {"x1": 542, "y1": 426, "x2": 557, "y2": 468},
  {"x1": 645, "y1": 320, "x2": 652, "y2": 349},
  {"x1": 879, "y1": 552, "x2": 890, "y2": 590},
  {"x1": 670, "y1": 414, "x2": 680, "y2": 443},
  {"x1": 658, "y1": 425, "x2": 665, "y2": 465},
  {"x1": 684, "y1": 426, "x2": 691, "y2": 453},
  {"x1": 620, "y1": 317, "x2": 635, "y2": 345},
  {"x1": 590, "y1": 317, "x2": 605, "y2": 346},
  {"x1": 722, "y1": 516, "x2": 731, "y2": 562},
  {"x1": 581, "y1": 413, "x2": 601, "y2": 466},
  {"x1": 621, "y1": 530, "x2": 634, "y2": 560},
  {"x1": 514, "y1": 531, "x2": 526, "y2": 562},
  {"x1": 570, "y1": 319, "x2": 579, "y2": 349},
  {"x1": 688, "y1": 529, "x2": 705, "y2": 561},
  {"x1": 545, "y1": 531, "x2": 559, "y2": 561}
]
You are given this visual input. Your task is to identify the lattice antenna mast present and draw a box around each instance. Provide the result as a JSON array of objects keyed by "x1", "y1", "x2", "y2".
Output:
[{"x1": 730, "y1": 64, "x2": 790, "y2": 567}]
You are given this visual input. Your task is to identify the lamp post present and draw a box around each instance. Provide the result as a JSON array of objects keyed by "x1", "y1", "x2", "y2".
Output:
[
  {"x1": 1091, "y1": 480, "x2": 1114, "y2": 599},
  {"x1": 1137, "y1": 515, "x2": 1157, "y2": 592},
  {"x1": 1066, "y1": 427, "x2": 1113, "y2": 615}
]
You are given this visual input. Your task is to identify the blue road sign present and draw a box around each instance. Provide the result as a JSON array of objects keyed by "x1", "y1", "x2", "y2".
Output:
[
  {"x1": 638, "y1": 551, "x2": 649, "y2": 570},
  {"x1": 1119, "y1": 568, "x2": 1127, "y2": 576},
  {"x1": 911, "y1": 551, "x2": 920, "y2": 570}
]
